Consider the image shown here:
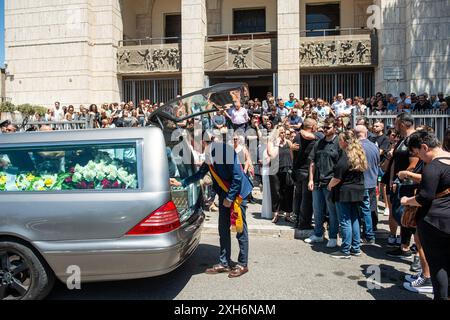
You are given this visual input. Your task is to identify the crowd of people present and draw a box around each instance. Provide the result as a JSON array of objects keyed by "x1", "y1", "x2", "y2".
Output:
[
  {"x1": 1, "y1": 90, "x2": 448, "y2": 134},
  {"x1": 1, "y1": 90, "x2": 449, "y2": 300},
  {"x1": 194, "y1": 90, "x2": 449, "y2": 300}
]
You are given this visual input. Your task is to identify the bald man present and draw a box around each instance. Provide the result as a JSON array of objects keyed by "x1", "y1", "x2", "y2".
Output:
[{"x1": 356, "y1": 125, "x2": 380, "y2": 243}]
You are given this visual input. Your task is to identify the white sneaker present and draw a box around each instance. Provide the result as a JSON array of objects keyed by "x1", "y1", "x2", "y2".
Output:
[
  {"x1": 326, "y1": 238, "x2": 338, "y2": 248},
  {"x1": 403, "y1": 275, "x2": 433, "y2": 294},
  {"x1": 405, "y1": 272, "x2": 422, "y2": 283},
  {"x1": 383, "y1": 207, "x2": 390, "y2": 216},
  {"x1": 304, "y1": 235, "x2": 324, "y2": 244}
]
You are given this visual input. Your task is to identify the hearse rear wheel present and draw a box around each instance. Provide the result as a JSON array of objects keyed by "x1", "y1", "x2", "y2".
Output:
[{"x1": 0, "y1": 241, "x2": 54, "y2": 300}]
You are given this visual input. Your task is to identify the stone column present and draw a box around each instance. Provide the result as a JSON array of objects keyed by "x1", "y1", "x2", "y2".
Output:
[
  {"x1": 182, "y1": 0, "x2": 207, "y2": 95},
  {"x1": 404, "y1": 0, "x2": 450, "y2": 95},
  {"x1": 277, "y1": 0, "x2": 300, "y2": 100},
  {"x1": 88, "y1": 0, "x2": 123, "y2": 104},
  {"x1": 374, "y1": 0, "x2": 407, "y2": 95}
]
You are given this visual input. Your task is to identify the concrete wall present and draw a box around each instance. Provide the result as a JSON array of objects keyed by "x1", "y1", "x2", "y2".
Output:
[
  {"x1": 5, "y1": 0, "x2": 122, "y2": 107},
  {"x1": 122, "y1": 0, "x2": 181, "y2": 40},
  {"x1": 221, "y1": 0, "x2": 277, "y2": 34},
  {"x1": 374, "y1": 0, "x2": 450, "y2": 96},
  {"x1": 405, "y1": 0, "x2": 450, "y2": 95},
  {"x1": 152, "y1": 0, "x2": 181, "y2": 39}
]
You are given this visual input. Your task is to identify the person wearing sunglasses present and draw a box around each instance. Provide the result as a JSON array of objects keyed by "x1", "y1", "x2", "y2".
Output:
[
  {"x1": 305, "y1": 118, "x2": 340, "y2": 248},
  {"x1": 289, "y1": 109, "x2": 303, "y2": 132}
]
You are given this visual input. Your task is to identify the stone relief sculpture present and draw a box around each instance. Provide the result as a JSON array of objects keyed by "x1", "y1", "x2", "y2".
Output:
[
  {"x1": 205, "y1": 40, "x2": 273, "y2": 71},
  {"x1": 118, "y1": 50, "x2": 131, "y2": 64},
  {"x1": 299, "y1": 39, "x2": 371, "y2": 67},
  {"x1": 117, "y1": 46, "x2": 181, "y2": 73},
  {"x1": 228, "y1": 45, "x2": 252, "y2": 69}
]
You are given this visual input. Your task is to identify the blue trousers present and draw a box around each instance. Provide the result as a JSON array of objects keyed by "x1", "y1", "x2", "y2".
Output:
[
  {"x1": 336, "y1": 202, "x2": 361, "y2": 255},
  {"x1": 312, "y1": 186, "x2": 338, "y2": 239},
  {"x1": 359, "y1": 188, "x2": 375, "y2": 241},
  {"x1": 218, "y1": 196, "x2": 248, "y2": 267}
]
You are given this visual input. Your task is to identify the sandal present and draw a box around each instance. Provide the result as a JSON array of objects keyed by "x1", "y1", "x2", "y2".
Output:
[
  {"x1": 271, "y1": 213, "x2": 279, "y2": 224},
  {"x1": 285, "y1": 213, "x2": 296, "y2": 224}
]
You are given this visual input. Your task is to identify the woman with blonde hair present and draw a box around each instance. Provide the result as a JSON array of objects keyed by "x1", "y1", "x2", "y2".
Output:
[
  {"x1": 328, "y1": 130, "x2": 368, "y2": 259},
  {"x1": 267, "y1": 126, "x2": 295, "y2": 223}
]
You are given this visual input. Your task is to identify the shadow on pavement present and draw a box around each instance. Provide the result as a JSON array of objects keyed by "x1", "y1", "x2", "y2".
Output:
[
  {"x1": 357, "y1": 264, "x2": 432, "y2": 300},
  {"x1": 47, "y1": 243, "x2": 220, "y2": 300},
  {"x1": 360, "y1": 240, "x2": 415, "y2": 266}
]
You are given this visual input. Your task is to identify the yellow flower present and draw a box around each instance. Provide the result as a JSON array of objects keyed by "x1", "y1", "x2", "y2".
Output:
[
  {"x1": 39, "y1": 187, "x2": 45, "y2": 191},
  {"x1": 26, "y1": 174, "x2": 35, "y2": 182},
  {"x1": 44, "y1": 178, "x2": 54, "y2": 188},
  {"x1": 0, "y1": 176, "x2": 7, "y2": 185}
]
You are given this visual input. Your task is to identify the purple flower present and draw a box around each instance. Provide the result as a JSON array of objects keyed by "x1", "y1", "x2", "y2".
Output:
[
  {"x1": 77, "y1": 181, "x2": 88, "y2": 189},
  {"x1": 65, "y1": 177, "x2": 73, "y2": 184},
  {"x1": 101, "y1": 179, "x2": 111, "y2": 188}
]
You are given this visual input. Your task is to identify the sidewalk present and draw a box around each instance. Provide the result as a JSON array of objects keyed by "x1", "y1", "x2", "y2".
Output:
[
  {"x1": 202, "y1": 189, "x2": 391, "y2": 240},
  {"x1": 202, "y1": 189, "x2": 296, "y2": 238}
]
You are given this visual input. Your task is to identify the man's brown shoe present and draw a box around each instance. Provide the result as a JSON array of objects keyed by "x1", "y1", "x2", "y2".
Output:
[
  {"x1": 228, "y1": 265, "x2": 248, "y2": 278},
  {"x1": 205, "y1": 264, "x2": 231, "y2": 274}
]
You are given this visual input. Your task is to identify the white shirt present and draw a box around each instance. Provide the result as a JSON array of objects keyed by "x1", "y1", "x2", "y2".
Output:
[
  {"x1": 334, "y1": 102, "x2": 353, "y2": 117},
  {"x1": 54, "y1": 108, "x2": 64, "y2": 121},
  {"x1": 229, "y1": 107, "x2": 249, "y2": 125},
  {"x1": 332, "y1": 100, "x2": 346, "y2": 112}
]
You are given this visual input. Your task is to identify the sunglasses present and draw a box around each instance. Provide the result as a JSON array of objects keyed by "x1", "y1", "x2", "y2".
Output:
[{"x1": 323, "y1": 126, "x2": 333, "y2": 130}]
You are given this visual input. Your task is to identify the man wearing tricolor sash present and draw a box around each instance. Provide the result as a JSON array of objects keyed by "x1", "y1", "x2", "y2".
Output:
[{"x1": 170, "y1": 137, "x2": 253, "y2": 278}]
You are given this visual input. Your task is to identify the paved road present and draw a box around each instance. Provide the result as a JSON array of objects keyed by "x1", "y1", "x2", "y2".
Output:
[{"x1": 48, "y1": 232, "x2": 432, "y2": 300}]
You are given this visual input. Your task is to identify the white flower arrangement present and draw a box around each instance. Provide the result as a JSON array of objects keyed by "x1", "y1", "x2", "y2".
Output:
[{"x1": 0, "y1": 159, "x2": 138, "y2": 192}]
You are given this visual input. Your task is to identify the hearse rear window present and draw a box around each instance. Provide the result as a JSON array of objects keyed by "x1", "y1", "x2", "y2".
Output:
[{"x1": 0, "y1": 142, "x2": 139, "y2": 192}]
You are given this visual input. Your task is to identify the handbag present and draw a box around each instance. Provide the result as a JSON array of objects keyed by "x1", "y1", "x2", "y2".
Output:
[{"x1": 401, "y1": 187, "x2": 450, "y2": 228}]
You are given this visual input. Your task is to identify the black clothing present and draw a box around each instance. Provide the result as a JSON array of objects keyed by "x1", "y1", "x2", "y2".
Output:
[
  {"x1": 332, "y1": 152, "x2": 365, "y2": 202},
  {"x1": 367, "y1": 132, "x2": 377, "y2": 144},
  {"x1": 418, "y1": 219, "x2": 450, "y2": 300},
  {"x1": 294, "y1": 178, "x2": 313, "y2": 229},
  {"x1": 309, "y1": 135, "x2": 341, "y2": 186},
  {"x1": 416, "y1": 157, "x2": 450, "y2": 234},
  {"x1": 392, "y1": 138, "x2": 411, "y2": 174},
  {"x1": 293, "y1": 132, "x2": 323, "y2": 178},
  {"x1": 270, "y1": 141, "x2": 294, "y2": 213},
  {"x1": 269, "y1": 114, "x2": 281, "y2": 126},
  {"x1": 414, "y1": 101, "x2": 432, "y2": 111},
  {"x1": 269, "y1": 172, "x2": 294, "y2": 213},
  {"x1": 278, "y1": 142, "x2": 292, "y2": 172},
  {"x1": 374, "y1": 134, "x2": 390, "y2": 160}
]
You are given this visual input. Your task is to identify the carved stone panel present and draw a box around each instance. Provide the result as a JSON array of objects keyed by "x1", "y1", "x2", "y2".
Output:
[
  {"x1": 205, "y1": 39, "x2": 276, "y2": 72},
  {"x1": 117, "y1": 44, "x2": 181, "y2": 74},
  {"x1": 299, "y1": 36, "x2": 373, "y2": 67}
]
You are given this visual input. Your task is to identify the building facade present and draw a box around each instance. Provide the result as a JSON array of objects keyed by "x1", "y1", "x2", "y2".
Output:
[{"x1": 4, "y1": 0, "x2": 450, "y2": 106}]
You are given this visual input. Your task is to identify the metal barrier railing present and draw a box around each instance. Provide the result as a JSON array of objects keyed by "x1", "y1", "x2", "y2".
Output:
[
  {"x1": 206, "y1": 31, "x2": 277, "y2": 42},
  {"x1": 299, "y1": 27, "x2": 373, "y2": 37},
  {"x1": 14, "y1": 120, "x2": 92, "y2": 132},
  {"x1": 119, "y1": 37, "x2": 181, "y2": 47},
  {"x1": 352, "y1": 109, "x2": 450, "y2": 142}
]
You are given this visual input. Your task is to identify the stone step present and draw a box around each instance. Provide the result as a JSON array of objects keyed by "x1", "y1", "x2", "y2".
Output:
[{"x1": 202, "y1": 223, "x2": 295, "y2": 239}]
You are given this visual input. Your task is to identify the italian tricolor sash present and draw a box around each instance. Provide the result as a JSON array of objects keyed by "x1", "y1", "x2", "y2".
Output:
[{"x1": 208, "y1": 164, "x2": 244, "y2": 234}]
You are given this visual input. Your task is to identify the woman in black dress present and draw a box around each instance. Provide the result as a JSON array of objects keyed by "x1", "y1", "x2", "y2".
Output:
[
  {"x1": 401, "y1": 131, "x2": 450, "y2": 300},
  {"x1": 267, "y1": 126, "x2": 294, "y2": 223}
]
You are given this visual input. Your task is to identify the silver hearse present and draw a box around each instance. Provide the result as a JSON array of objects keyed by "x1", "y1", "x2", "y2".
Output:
[{"x1": 0, "y1": 83, "x2": 249, "y2": 300}]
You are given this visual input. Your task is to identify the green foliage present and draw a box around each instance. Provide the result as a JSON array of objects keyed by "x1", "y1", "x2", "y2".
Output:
[
  {"x1": 0, "y1": 101, "x2": 16, "y2": 113},
  {"x1": 0, "y1": 102, "x2": 47, "y2": 116}
]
